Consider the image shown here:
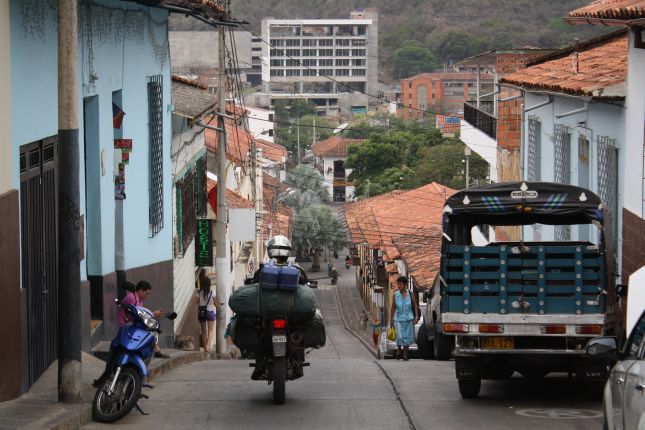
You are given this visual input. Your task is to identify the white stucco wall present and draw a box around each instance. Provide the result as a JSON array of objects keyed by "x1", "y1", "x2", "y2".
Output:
[
  {"x1": 322, "y1": 155, "x2": 355, "y2": 201},
  {"x1": 460, "y1": 119, "x2": 498, "y2": 182},
  {"x1": 624, "y1": 32, "x2": 645, "y2": 218},
  {"x1": 246, "y1": 106, "x2": 275, "y2": 143},
  {"x1": 0, "y1": 0, "x2": 12, "y2": 194}
]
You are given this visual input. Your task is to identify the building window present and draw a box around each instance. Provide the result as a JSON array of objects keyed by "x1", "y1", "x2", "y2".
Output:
[
  {"x1": 270, "y1": 69, "x2": 284, "y2": 77},
  {"x1": 319, "y1": 69, "x2": 333, "y2": 76},
  {"x1": 319, "y1": 49, "x2": 333, "y2": 56},
  {"x1": 303, "y1": 69, "x2": 317, "y2": 76},
  {"x1": 335, "y1": 59, "x2": 350, "y2": 66},
  {"x1": 270, "y1": 39, "x2": 284, "y2": 46},
  {"x1": 268, "y1": 114, "x2": 274, "y2": 122},
  {"x1": 176, "y1": 167, "x2": 195, "y2": 256},
  {"x1": 303, "y1": 39, "x2": 317, "y2": 46},
  {"x1": 270, "y1": 49, "x2": 284, "y2": 57},
  {"x1": 351, "y1": 49, "x2": 366, "y2": 57},
  {"x1": 597, "y1": 135, "x2": 619, "y2": 244},
  {"x1": 302, "y1": 49, "x2": 317, "y2": 57},
  {"x1": 353, "y1": 59, "x2": 366, "y2": 67},
  {"x1": 286, "y1": 69, "x2": 300, "y2": 76},
  {"x1": 147, "y1": 75, "x2": 164, "y2": 237},
  {"x1": 270, "y1": 59, "x2": 284, "y2": 67},
  {"x1": 352, "y1": 39, "x2": 366, "y2": 46},
  {"x1": 286, "y1": 39, "x2": 300, "y2": 46},
  {"x1": 335, "y1": 69, "x2": 350, "y2": 76},
  {"x1": 352, "y1": 69, "x2": 366, "y2": 76},
  {"x1": 286, "y1": 49, "x2": 300, "y2": 57},
  {"x1": 336, "y1": 49, "x2": 350, "y2": 57},
  {"x1": 553, "y1": 124, "x2": 571, "y2": 241},
  {"x1": 286, "y1": 59, "x2": 299, "y2": 67},
  {"x1": 318, "y1": 39, "x2": 333, "y2": 46},
  {"x1": 302, "y1": 59, "x2": 317, "y2": 67},
  {"x1": 336, "y1": 39, "x2": 350, "y2": 46},
  {"x1": 527, "y1": 116, "x2": 542, "y2": 181},
  {"x1": 319, "y1": 59, "x2": 333, "y2": 66},
  {"x1": 252, "y1": 47, "x2": 261, "y2": 52},
  {"x1": 356, "y1": 26, "x2": 366, "y2": 36}
]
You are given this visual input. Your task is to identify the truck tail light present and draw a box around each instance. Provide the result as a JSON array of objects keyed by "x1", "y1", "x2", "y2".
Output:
[
  {"x1": 540, "y1": 324, "x2": 566, "y2": 334},
  {"x1": 479, "y1": 324, "x2": 504, "y2": 333},
  {"x1": 272, "y1": 319, "x2": 287, "y2": 329},
  {"x1": 575, "y1": 325, "x2": 602, "y2": 335},
  {"x1": 444, "y1": 323, "x2": 469, "y2": 333}
]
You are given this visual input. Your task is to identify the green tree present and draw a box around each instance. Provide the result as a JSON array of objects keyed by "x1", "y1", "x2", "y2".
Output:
[
  {"x1": 429, "y1": 30, "x2": 489, "y2": 64},
  {"x1": 414, "y1": 141, "x2": 489, "y2": 189},
  {"x1": 390, "y1": 40, "x2": 438, "y2": 78},
  {"x1": 283, "y1": 165, "x2": 329, "y2": 212},
  {"x1": 274, "y1": 99, "x2": 316, "y2": 156},
  {"x1": 291, "y1": 205, "x2": 347, "y2": 271},
  {"x1": 353, "y1": 166, "x2": 416, "y2": 197}
]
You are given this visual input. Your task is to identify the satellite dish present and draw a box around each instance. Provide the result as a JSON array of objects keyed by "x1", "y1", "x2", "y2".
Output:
[{"x1": 333, "y1": 123, "x2": 349, "y2": 134}]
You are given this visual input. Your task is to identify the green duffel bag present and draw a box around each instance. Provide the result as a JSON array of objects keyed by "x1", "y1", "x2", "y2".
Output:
[
  {"x1": 297, "y1": 310, "x2": 326, "y2": 348},
  {"x1": 229, "y1": 283, "x2": 316, "y2": 320},
  {"x1": 232, "y1": 320, "x2": 260, "y2": 352}
]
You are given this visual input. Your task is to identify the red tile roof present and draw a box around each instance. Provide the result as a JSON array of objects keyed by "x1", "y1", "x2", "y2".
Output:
[
  {"x1": 406, "y1": 72, "x2": 495, "y2": 82},
  {"x1": 205, "y1": 117, "x2": 253, "y2": 163},
  {"x1": 256, "y1": 139, "x2": 287, "y2": 163},
  {"x1": 569, "y1": 0, "x2": 645, "y2": 19},
  {"x1": 344, "y1": 182, "x2": 456, "y2": 290},
  {"x1": 500, "y1": 31, "x2": 628, "y2": 98},
  {"x1": 311, "y1": 136, "x2": 365, "y2": 158}
]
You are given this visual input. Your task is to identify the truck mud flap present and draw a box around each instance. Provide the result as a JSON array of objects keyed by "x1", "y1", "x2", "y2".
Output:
[{"x1": 455, "y1": 359, "x2": 479, "y2": 380}]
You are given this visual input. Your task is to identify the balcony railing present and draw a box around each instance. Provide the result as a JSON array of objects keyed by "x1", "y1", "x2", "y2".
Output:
[{"x1": 464, "y1": 101, "x2": 496, "y2": 139}]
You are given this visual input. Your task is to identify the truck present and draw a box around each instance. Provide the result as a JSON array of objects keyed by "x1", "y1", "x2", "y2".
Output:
[{"x1": 438, "y1": 182, "x2": 616, "y2": 399}]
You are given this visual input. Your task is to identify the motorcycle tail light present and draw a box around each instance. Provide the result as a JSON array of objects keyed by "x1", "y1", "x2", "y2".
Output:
[
  {"x1": 272, "y1": 319, "x2": 287, "y2": 329},
  {"x1": 575, "y1": 324, "x2": 602, "y2": 335}
]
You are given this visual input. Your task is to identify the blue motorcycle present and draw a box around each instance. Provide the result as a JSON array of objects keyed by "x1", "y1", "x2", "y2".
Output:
[{"x1": 92, "y1": 298, "x2": 176, "y2": 423}]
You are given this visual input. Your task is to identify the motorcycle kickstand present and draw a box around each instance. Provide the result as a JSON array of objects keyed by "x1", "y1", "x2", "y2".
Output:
[{"x1": 134, "y1": 403, "x2": 149, "y2": 416}]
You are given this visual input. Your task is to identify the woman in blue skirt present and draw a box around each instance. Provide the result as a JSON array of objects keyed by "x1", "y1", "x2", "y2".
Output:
[{"x1": 389, "y1": 276, "x2": 419, "y2": 360}]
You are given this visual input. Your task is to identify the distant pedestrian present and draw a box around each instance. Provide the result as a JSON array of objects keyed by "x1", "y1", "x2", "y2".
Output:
[
  {"x1": 371, "y1": 316, "x2": 381, "y2": 347},
  {"x1": 361, "y1": 310, "x2": 368, "y2": 331},
  {"x1": 389, "y1": 276, "x2": 419, "y2": 361},
  {"x1": 195, "y1": 277, "x2": 216, "y2": 353}
]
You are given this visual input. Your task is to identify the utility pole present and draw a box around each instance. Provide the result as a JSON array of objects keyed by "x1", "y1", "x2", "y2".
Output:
[
  {"x1": 312, "y1": 114, "x2": 316, "y2": 146},
  {"x1": 296, "y1": 116, "x2": 300, "y2": 165},
  {"x1": 465, "y1": 146, "x2": 471, "y2": 189},
  {"x1": 58, "y1": 0, "x2": 81, "y2": 402},
  {"x1": 215, "y1": 24, "x2": 228, "y2": 356}
]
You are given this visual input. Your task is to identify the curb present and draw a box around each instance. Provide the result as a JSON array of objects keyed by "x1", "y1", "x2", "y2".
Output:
[
  {"x1": 29, "y1": 350, "x2": 208, "y2": 430},
  {"x1": 333, "y1": 286, "x2": 378, "y2": 359}
]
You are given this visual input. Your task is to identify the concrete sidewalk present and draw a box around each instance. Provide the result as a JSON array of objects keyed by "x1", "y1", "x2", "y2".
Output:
[{"x1": 0, "y1": 349, "x2": 208, "y2": 430}]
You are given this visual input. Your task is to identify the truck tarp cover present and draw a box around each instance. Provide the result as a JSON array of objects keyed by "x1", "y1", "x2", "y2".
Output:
[{"x1": 444, "y1": 182, "x2": 603, "y2": 227}]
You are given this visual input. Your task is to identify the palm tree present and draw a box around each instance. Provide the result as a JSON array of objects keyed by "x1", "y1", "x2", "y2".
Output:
[{"x1": 291, "y1": 205, "x2": 347, "y2": 272}]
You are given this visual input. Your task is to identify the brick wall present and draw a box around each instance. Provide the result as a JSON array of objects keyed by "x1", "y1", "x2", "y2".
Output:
[
  {"x1": 496, "y1": 53, "x2": 547, "y2": 74},
  {"x1": 622, "y1": 208, "x2": 645, "y2": 282}
]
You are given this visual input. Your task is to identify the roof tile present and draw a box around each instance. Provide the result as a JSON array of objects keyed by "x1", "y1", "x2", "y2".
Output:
[
  {"x1": 569, "y1": 0, "x2": 645, "y2": 19},
  {"x1": 311, "y1": 136, "x2": 365, "y2": 158}
]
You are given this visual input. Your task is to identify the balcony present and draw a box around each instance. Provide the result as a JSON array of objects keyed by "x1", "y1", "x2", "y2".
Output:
[{"x1": 464, "y1": 101, "x2": 496, "y2": 139}]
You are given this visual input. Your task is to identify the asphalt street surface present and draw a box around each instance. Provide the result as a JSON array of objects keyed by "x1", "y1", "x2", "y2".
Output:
[{"x1": 82, "y1": 266, "x2": 603, "y2": 430}]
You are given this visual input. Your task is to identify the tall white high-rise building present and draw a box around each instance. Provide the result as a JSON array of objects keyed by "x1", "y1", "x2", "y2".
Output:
[{"x1": 260, "y1": 9, "x2": 378, "y2": 117}]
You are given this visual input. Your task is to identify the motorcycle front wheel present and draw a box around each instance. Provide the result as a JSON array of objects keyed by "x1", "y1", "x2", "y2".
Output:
[
  {"x1": 92, "y1": 367, "x2": 142, "y2": 423},
  {"x1": 272, "y1": 357, "x2": 286, "y2": 405}
]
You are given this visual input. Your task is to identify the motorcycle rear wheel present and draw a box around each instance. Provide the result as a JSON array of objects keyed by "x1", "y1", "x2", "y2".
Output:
[
  {"x1": 92, "y1": 367, "x2": 142, "y2": 423},
  {"x1": 272, "y1": 357, "x2": 286, "y2": 405}
]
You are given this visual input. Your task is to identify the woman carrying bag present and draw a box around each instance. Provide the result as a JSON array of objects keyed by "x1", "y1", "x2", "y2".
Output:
[
  {"x1": 195, "y1": 277, "x2": 216, "y2": 352},
  {"x1": 389, "y1": 275, "x2": 419, "y2": 361}
]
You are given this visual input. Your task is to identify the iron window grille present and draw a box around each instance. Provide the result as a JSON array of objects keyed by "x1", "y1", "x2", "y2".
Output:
[
  {"x1": 597, "y1": 135, "x2": 619, "y2": 245},
  {"x1": 527, "y1": 116, "x2": 541, "y2": 181},
  {"x1": 553, "y1": 124, "x2": 571, "y2": 240},
  {"x1": 176, "y1": 168, "x2": 196, "y2": 256},
  {"x1": 148, "y1": 75, "x2": 164, "y2": 237}
]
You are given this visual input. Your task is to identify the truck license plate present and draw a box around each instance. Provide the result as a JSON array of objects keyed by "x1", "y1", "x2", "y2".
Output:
[
  {"x1": 481, "y1": 337, "x2": 513, "y2": 349},
  {"x1": 272, "y1": 335, "x2": 287, "y2": 343}
]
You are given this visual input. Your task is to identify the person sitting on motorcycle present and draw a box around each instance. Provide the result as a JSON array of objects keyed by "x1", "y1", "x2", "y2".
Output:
[{"x1": 251, "y1": 235, "x2": 306, "y2": 380}]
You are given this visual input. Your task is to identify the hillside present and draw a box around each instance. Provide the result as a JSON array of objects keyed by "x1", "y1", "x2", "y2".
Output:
[{"x1": 229, "y1": 0, "x2": 608, "y2": 82}]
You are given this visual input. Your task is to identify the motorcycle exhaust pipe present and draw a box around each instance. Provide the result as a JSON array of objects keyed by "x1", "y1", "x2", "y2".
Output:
[{"x1": 289, "y1": 331, "x2": 304, "y2": 346}]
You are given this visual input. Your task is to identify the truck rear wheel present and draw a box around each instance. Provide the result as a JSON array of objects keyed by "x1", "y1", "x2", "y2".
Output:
[
  {"x1": 433, "y1": 324, "x2": 452, "y2": 361},
  {"x1": 458, "y1": 376, "x2": 481, "y2": 399}
]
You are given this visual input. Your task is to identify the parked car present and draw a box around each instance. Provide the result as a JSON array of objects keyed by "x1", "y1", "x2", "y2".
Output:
[
  {"x1": 378, "y1": 303, "x2": 425, "y2": 359},
  {"x1": 587, "y1": 308, "x2": 645, "y2": 429},
  {"x1": 416, "y1": 276, "x2": 454, "y2": 361}
]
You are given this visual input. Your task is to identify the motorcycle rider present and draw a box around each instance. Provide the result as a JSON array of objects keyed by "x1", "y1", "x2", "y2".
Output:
[{"x1": 251, "y1": 235, "x2": 306, "y2": 380}]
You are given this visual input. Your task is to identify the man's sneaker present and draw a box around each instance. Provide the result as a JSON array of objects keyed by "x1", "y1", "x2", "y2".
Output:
[{"x1": 154, "y1": 351, "x2": 170, "y2": 359}]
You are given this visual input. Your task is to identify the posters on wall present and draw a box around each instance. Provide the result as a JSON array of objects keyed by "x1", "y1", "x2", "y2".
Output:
[{"x1": 114, "y1": 139, "x2": 133, "y2": 200}]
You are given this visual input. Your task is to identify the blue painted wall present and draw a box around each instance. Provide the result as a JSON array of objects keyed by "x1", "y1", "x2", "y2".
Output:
[{"x1": 10, "y1": 0, "x2": 172, "y2": 280}]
